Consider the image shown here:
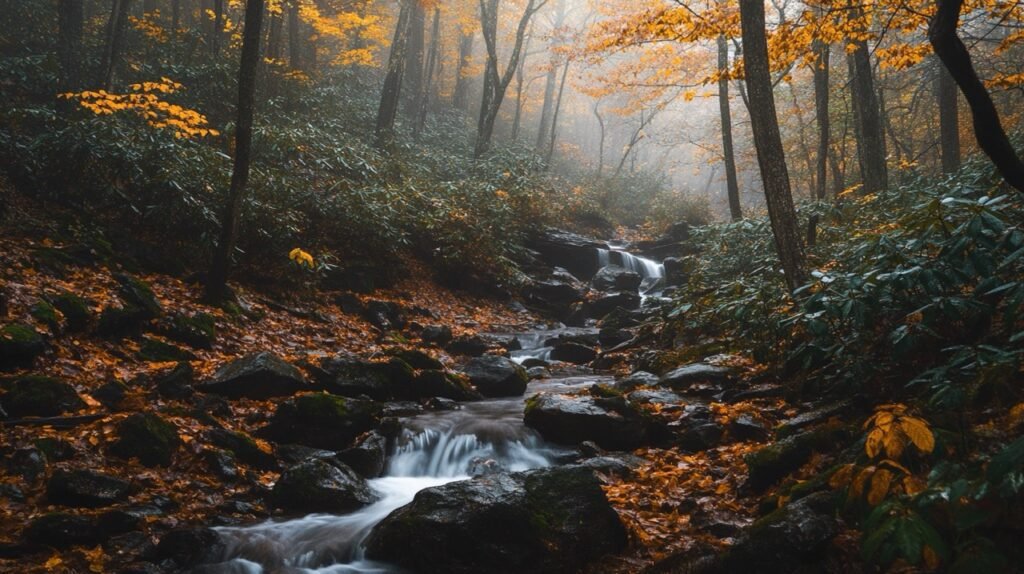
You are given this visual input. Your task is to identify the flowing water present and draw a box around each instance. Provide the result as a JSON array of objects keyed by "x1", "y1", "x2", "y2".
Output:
[
  {"x1": 596, "y1": 246, "x2": 666, "y2": 295},
  {"x1": 210, "y1": 370, "x2": 609, "y2": 574}
]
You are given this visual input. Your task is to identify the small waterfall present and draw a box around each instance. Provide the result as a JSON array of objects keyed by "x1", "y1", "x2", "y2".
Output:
[
  {"x1": 388, "y1": 428, "x2": 551, "y2": 477},
  {"x1": 596, "y1": 248, "x2": 611, "y2": 268},
  {"x1": 595, "y1": 247, "x2": 666, "y2": 296}
]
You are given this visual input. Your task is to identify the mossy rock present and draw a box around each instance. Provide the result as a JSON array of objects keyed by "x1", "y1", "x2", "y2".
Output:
[
  {"x1": 97, "y1": 304, "x2": 149, "y2": 338},
  {"x1": 207, "y1": 428, "x2": 277, "y2": 470},
  {"x1": 30, "y1": 300, "x2": 60, "y2": 331},
  {"x1": 51, "y1": 292, "x2": 93, "y2": 332},
  {"x1": 407, "y1": 369, "x2": 482, "y2": 401},
  {"x1": 113, "y1": 273, "x2": 162, "y2": 319},
  {"x1": 388, "y1": 348, "x2": 444, "y2": 371},
  {"x1": 0, "y1": 375, "x2": 84, "y2": 417},
  {"x1": 744, "y1": 424, "x2": 850, "y2": 492},
  {"x1": 0, "y1": 324, "x2": 46, "y2": 370},
  {"x1": 137, "y1": 336, "x2": 197, "y2": 362},
  {"x1": 257, "y1": 392, "x2": 381, "y2": 450},
  {"x1": 31, "y1": 247, "x2": 79, "y2": 275},
  {"x1": 159, "y1": 312, "x2": 216, "y2": 350},
  {"x1": 271, "y1": 458, "x2": 378, "y2": 515},
  {"x1": 23, "y1": 512, "x2": 103, "y2": 547},
  {"x1": 110, "y1": 412, "x2": 181, "y2": 467}
]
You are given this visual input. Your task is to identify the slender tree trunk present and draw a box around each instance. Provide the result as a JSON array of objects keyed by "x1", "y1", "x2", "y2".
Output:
[
  {"x1": 206, "y1": 0, "x2": 265, "y2": 302},
  {"x1": 718, "y1": 35, "x2": 742, "y2": 220},
  {"x1": 100, "y1": 0, "x2": 133, "y2": 90},
  {"x1": 267, "y1": 7, "x2": 283, "y2": 60},
  {"x1": 474, "y1": 0, "x2": 546, "y2": 159},
  {"x1": 930, "y1": 0, "x2": 1024, "y2": 191},
  {"x1": 813, "y1": 39, "x2": 830, "y2": 199},
  {"x1": 936, "y1": 60, "x2": 961, "y2": 173},
  {"x1": 287, "y1": 0, "x2": 302, "y2": 70},
  {"x1": 414, "y1": 7, "x2": 441, "y2": 137},
  {"x1": 594, "y1": 100, "x2": 605, "y2": 176},
  {"x1": 510, "y1": 25, "x2": 531, "y2": 141},
  {"x1": 452, "y1": 31, "x2": 474, "y2": 111},
  {"x1": 404, "y1": 0, "x2": 426, "y2": 119},
  {"x1": 535, "y1": 64, "x2": 557, "y2": 151},
  {"x1": 739, "y1": 0, "x2": 806, "y2": 292},
  {"x1": 374, "y1": 0, "x2": 412, "y2": 148},
  {"x1": 545, "y1": 57, "x2": 570, "y2": 165},
  {"x1": 847, "y1": 38, "x2": 888, "y2": 194},
  {"x1": 211, "y1": 0, "x2": 224, "y2": 56},
  {"x1": 58, "y1": 0, "x2": 84, "y2": 105}
]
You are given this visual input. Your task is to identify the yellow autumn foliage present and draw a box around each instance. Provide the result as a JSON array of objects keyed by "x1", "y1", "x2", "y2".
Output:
[{"x1": 60, "y1": 79, "x2": 219, "y2": 139}]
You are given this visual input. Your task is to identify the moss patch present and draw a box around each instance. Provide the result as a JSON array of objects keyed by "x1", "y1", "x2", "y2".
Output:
[
  {"x1": 0, "y1": 324, "x2": 46, "y2": 369},
  {"x1": 110, "y1": 412, "x2": 181, "y2": 467},
  {"x1": 51, "y1": 292, "x2": 93, "y2": 331}
]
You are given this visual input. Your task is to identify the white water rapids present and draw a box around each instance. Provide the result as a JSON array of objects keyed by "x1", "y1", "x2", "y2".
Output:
[{"x1": 208, "y1": 375, "x2": 607, "y2": 574}]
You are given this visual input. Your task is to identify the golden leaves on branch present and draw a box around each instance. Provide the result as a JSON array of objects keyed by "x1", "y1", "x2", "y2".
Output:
[
  {"x1": 59, "y1": 79, "x2": 220, "y2": 139},
  {"x1": 864, "y1": 403, "x2": 935, "y2": 460}
]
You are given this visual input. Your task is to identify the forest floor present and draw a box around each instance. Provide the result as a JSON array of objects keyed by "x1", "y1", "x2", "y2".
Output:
[{"x1": 0, "y1": 209, "x2": 861, "y2": 573}]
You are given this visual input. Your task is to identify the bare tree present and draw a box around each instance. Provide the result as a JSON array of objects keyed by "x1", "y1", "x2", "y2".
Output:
[
  {"x1": 374, "y1": 0, "x2": 413, "y2": 148},
  {"x1": 718, "y1": 35, "x2": 742, "y2": 220}
]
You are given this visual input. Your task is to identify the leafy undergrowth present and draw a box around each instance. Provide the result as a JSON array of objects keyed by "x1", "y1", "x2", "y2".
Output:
[{"x1": 0, "y1": 230, "x2": 530, "y2": 573}]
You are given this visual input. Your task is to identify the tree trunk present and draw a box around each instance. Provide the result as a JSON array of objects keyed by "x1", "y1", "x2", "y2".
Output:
[
  {"x1": 374, "y1": 0, "x2": 412, "y2": 148},
  {"x1": 452, "y1": 31, "x2": 474, "y2": 111},
  {"x1": 100, "y1": 0, "x2": 132, "y2": 90},
  {"x1": 206, "y1": 0, "x2": 265, "y2": 303},
  {"x1": 929, "y1": 0, "x2": 1024, "y2": 191},
  {"x1": 535, "y1": 64, "x2": 557, "y2": 151},
  {"x1": 739, "y1": 0, "x2": 806, "y2": 292},
  {"x1": 510, "y1": 23, "x2": 532, "y2": 141},
  {"x1": 474, "y1": 0, "x2": 545, "y2": 159},
  {"x1": 936, "y1": 60, "x2": 961, "y2": 173},
  {"x1": 267, "y1": 7, "x2": 283, "y2": 61},
  {"x1": 544, "y1": 57, "x2": 570, "y2": 165},
  {"x1": 813, "y1": 39, "x2": 829, "y2": 199},
  {"x1": 288, "y1": 0, "x2": 302, "y2": 70},
  {"x1": 404, "y1": 0, "x2": 426, "y2": 119},
  {"x1": 211, "y1": 0, "x2": 224, "y2": 56},
  {"x1": 718, "y1": 35, "x2": 742, "y2": 220},
  {"x1": 57, "y1": 0, "x2": 84, "y2": 105},
  {"x1": 414, "y1": 7, "x2": 441, "y2": 137},
  {"x1": 594, "y1": 100, "x2": 605, "y2": 176},
  {"x1": 847, "y1": 39, "x2": 888, "y2": 194}
]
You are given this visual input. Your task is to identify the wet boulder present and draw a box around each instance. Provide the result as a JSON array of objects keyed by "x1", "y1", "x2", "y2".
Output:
[
  {"x1": 407, "y1": 370, "x2": 482, "y2": 401},
  {"x1": 0, "y1": 375, "x2": 85, "y2": 417},
  {"x1": 598, "y1": 327, "x2": 632, "y2": 348},
  {"x1": 271, "y1": 458, "x2": 378, "y2": 515},
  {"x1": 388, "y1": 348, "x2": 444, "y2": 371},
  {"x1": 154, "y1": 527, "x2": 226, "y2": 569},
  {"x1": 207, "y1": 428, "x2": 277, "y2": 470},
  {"x1": 200, "y1": 352, "x2": 309, "y2": 399},
  {"x1": 584, "y1": 292, "x2": 641, "y2": 318},
  {"x1": 461, "y1": 355, "x2": 528, "y2": 398},
  {"x1": 46, "y1": 468, "x2": 133, "y2": 508},
  {"x1": 23, "y1": 513, "x2": 103, "y2": 548},
  {"x1": 421, "y1": 325, "x2": 453, "y2": 346},
  {"x1": 110, "y1": 412, "x2": 181, "y2": 467},
  {"x1": 365, "y1": 465, "x2": 626, "y2": 574},
  {"x1": 548, "y1": 342, "x2": 598, "y2": 365},
  {"x1": 659, "y1": 363, "x2": 734, "y2": 394},
  {"x1": 156, "y1": 312, "x2": 217, "y2": 350},
  {"x1": 445, "y1": 335, "x2": 491, "y2": 357},
  {"x1": 524, "y1": 394, "x2": 649, "y2": 451},
  {"x1": 315, "y1": 354, "x2": 412, "y2": 401},
  {"x1": 591, "y1": 265, "x2": 642, "y2": 292},
  {"x1": 0, "y1": 324, "x2": 46, "y2": 370},
  {"x1": 616, "y1": 371, "x2": 660, "y2": 391},
  {"x1": 113, "y1": 273, "x2": 163, "y2": 319},
  {"x1": 91, "y1": 379, "x2": 129, "y2": 409},
  {"x1": 257, "y1": 393, "x2": 381, "y2": 450},
  {"x1": 334, "y1": 431, "x2": 388, "y2": 478},
  {"x1": 362, "y1": 299, "x2": 407, "y2": 331},
  {"x1": 136, "y1": 336, "x2": 196, "y2": 362},
  {"x1": 524, "y1": 280, "x2": 584, "y2": 315},
  {"x1": 744, "y1": 425, "x2": 848, "y2": 492},
  {"x1": 50, "y1": 292, "x2": 93, "y2": 332},
  {"x1": 663, "y1": 257, "x2": 686, "y2": 286}
]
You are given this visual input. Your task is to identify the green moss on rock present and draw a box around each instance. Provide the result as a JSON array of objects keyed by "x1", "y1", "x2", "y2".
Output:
[
  {"x1": 0, "y1": 375, "x2": 85, "y2": 417},
  {"x1": 30, "y1": 300, "x2": 60, "y2": 331},
  {"x1": 161, "y1": 312, "x2": 217, "y2": 349},
  {"x1": 0, "y1": 323, "x2": 46, "y2": 369},
  {"x1": 137, "y1": 336, "x2": 197, "y2": 362},
  {"x1": 51, "y1": 292, "x2": 92, "y2": 331},
  {"x1": 110, "y1": 412, "x2": 181, "y2": 467}
]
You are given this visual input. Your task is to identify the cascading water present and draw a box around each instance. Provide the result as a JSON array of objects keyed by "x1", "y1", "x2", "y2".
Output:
[
  {"x1": 596, "y1": 246, "x2": 666, "y2": 296},
  {"x1": 209, "y1": 359, "x2": 603, "y2": 574}
]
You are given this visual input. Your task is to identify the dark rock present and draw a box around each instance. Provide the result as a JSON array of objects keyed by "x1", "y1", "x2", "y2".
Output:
[
  {"x1": 24, "y1": 513, "x2": 102, "y2": 547},
  {"x1": 730, "y1": 415, "x2": 771, "y2": 442},
  {"x1": 201, "y1": 352, "x2": 308, "y2": 399},
  {"x1": 591, "y1": 265, "x2": 642, "y2": 292},
  {"x1": 365, "y1": 465, "x2": 626, "y2": 574},
  {"x1": 0, "y1": 324, "x2": 45, "y2": 369},
  {"x1": 728, "y1": 383, "x2": 785, "y2": 402},
  {"x1": 33, "y1": 438, "x2": 76, "y2": 461},
  {"x1": 715, "y1": 492, "x2": 838, "y2": 573},
  {"x1": 616, "y1": 371, "x2": 660, "y2": 391},
  {"x1": 272, "y1": 459, "x2": 378, "y2": 514},
  {"x1": 677, "y1": 423, "x2": 725, "y2": 452},
  {"x1": 389, "y1": 348, "x2": 444, "y2": 370},
  {"x1": 526, "y1": 366, "x2": 547, "y2": 379},
  {"x1": 96, "y1": 304, "x2": 149, "y2": 337},
  {"x1": 362, "y1": 299, "x2": 407, "y2": 331},
  {"x1": 520, "y1": 357, "x2": 548, "y2": 369},
  {"x1": 663, "y1": 257, "x2": 686, "y2": 286},
  {"x1": 776, "y1": 400, "x2": 853, "y2": 438},
  {"x1": 660, "y1": 363, "x2": 734, "y2": 391},
  {"x1": 110, "y1": 412, "x2": 181, "y2": 467},
  {"x1": 0, "y1": 375, "x2": 85, "y2": 417},
  {"x1": 421, "y1": 325, "x2": 453, "y2": 346},
  {"x1": 202, "y1": 449, "x2": 238, "y2": 481},
  {"x1": 597, "y1": 307, "x2": 642, "y2": 331},
  {"x1": 113, "y1": 273, "x2": 162, "y2": 319},
  {"x1": 524, "y1": 281, "x2": 584, "y2": 313},
  {"x1": 207, "y1": 428, "x2": 276, "y2": 470},
  {"x1": 154, "y1": 362, "x2": 195, "y2": 399},
  {"x1": 744, "y1": 426, "x2": 847, "y2": 492},
  {"x1": 548, "y1": 342, "x2": 597, "y2": 364},
  {"x1": 30, "y1": 300, "x2": 60, "y2": 331},
  {"x1": 47, "y1": 468, "x2": 132, "y2": 508},
  {"x1": 91, "y1": 379, "x2": 129, "y2": 409},
  {"x1": 585, "y1": 292, "x2": 641, "y2": 318},
  {"x1": 157, "y1": 312, "x2": 216, "y2": 349},
  {"x1": 424, "y1": 396, "x2": 460, "y2": 411},
  {"x1": 445, "y1": 335, "x2": 491, "y2": 357},
  {"x1": 7, "y1": 447, "x2": 47, "y2": 484},
  {"x1": 598, "y1": 327, "x2": 632, "y2": 348},
  {"x1": 335, "y1": 431, "x2": 387, "y2": 478},
  {"x1": 97, "y1": 509, "x2": 147, "y2": 537},
  {"x1": 462, "y1": 355, "x2": 528, "y2": 397},
  {"x1": 137, "y1": 336, "x2": 197, "y2": 362},
  {"x1": 154, "y1": 527, "x2": 225, "y2": 569},
  {"x1": 315, "y1": 354, "x2": 412, "y2": 400},
  {"x1": 51, "y1": 292, "x2": 93, "y2": 332},
  {"x1": 257, "y1": 393, "x2": 380, "y2": 450},
  {"x1": 627, "y1": 388, "x2": 684, "y2": 406},
  {"x1": 528, "y1": 228, "x2": 609, "y2": 279},
  {"x1": 524, "y1": 394, "x2": 648, "y2": 450},
  {"x1": 407, "y1": 370, "x2": 481, "y2": 401}
]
